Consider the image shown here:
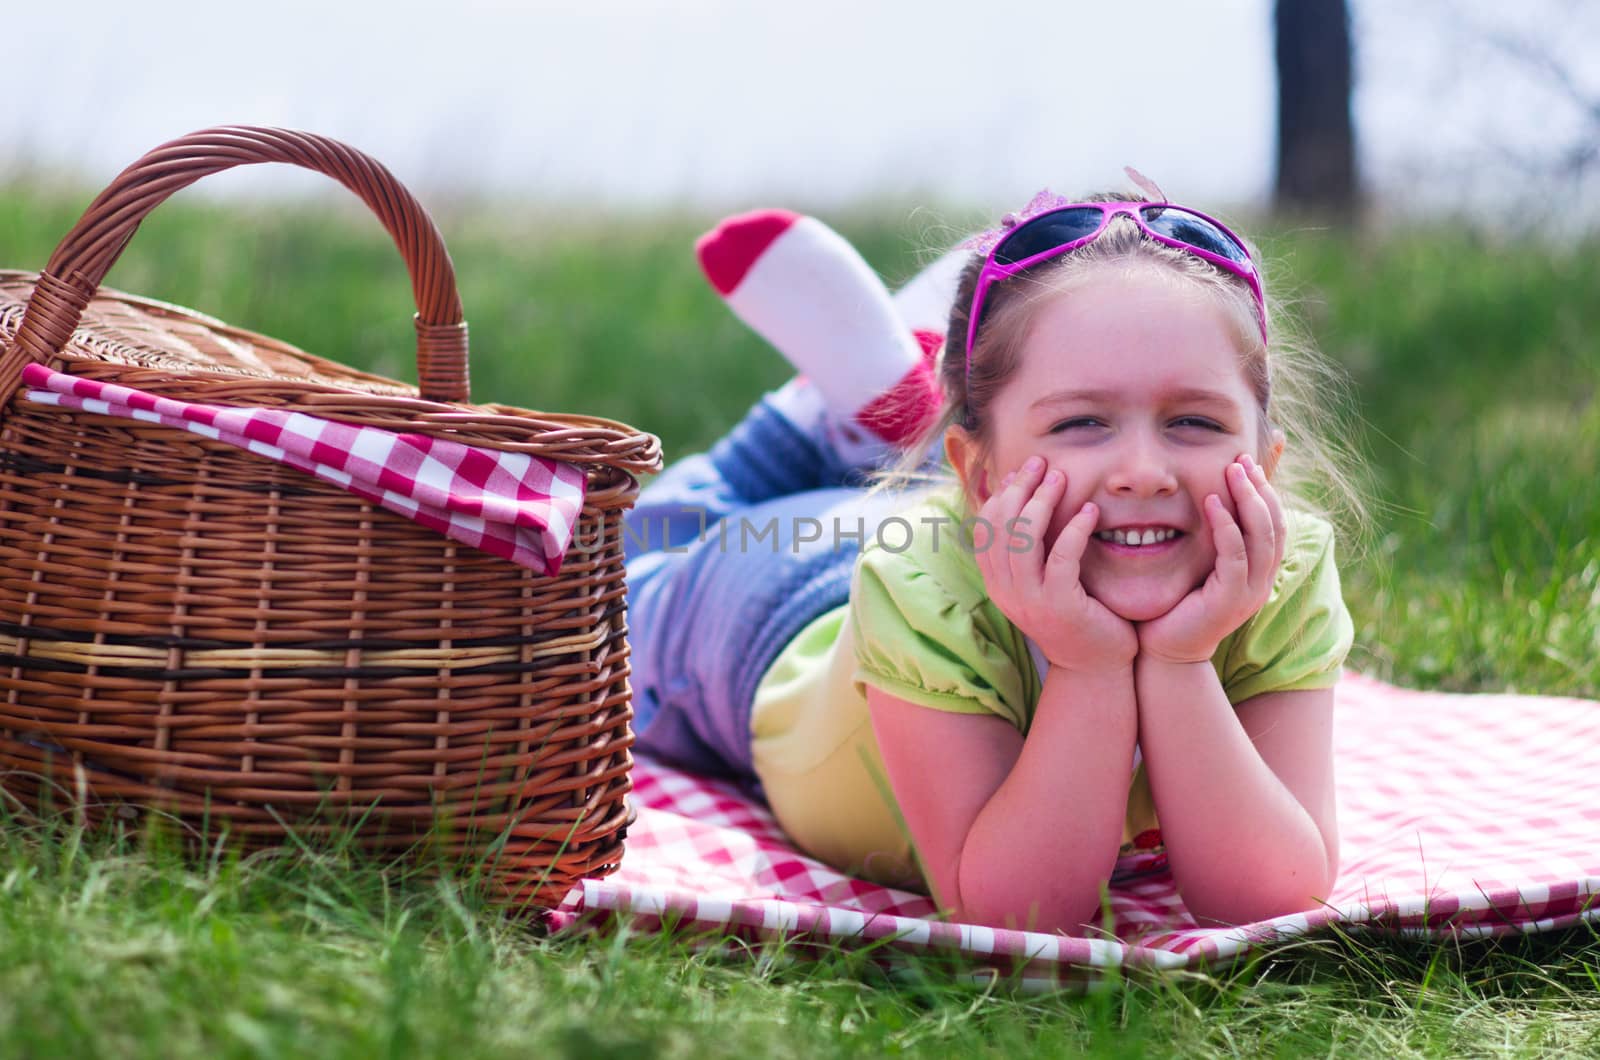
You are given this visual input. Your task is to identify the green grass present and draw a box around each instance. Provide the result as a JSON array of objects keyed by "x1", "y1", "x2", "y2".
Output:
[
  {"x1": 2, "y1": 185, "x2": 1598, "y2": 1056},
  {"x1": 1255, "y1": 223, "x2": 1600, "y2": 697}
]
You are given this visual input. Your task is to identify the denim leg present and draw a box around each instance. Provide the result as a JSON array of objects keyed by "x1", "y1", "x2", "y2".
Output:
[
  {"x1": 627, "y1": 487, "x2": 910, "y2": 781},
  {"x1": 622, "y1": 390, "x2": 915, "y2": 780},
  {"x1": 623, "y1": 391, "x2": 849, "y2": 565}
]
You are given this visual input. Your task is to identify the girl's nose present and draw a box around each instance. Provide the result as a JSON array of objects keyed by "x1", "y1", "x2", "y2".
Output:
[{"x1": 1106, "y1": 437, "x2": 1179, "y2": 497}]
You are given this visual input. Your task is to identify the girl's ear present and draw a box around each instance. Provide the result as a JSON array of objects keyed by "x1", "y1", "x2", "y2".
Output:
[
  {"x1": 1262, "y1": 426, "x2": 1286, "y2": 479},
  {"x1": 944, "y1": 423, "x2": 991, "y2": 504}
]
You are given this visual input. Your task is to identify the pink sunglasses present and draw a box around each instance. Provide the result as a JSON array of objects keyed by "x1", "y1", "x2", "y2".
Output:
[{"x1": 964, "y1": 201, "x2": 1267, "y2": 370}]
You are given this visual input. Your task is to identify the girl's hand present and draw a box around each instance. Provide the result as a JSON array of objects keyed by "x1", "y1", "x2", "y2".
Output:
[
  {"x1": 1138, "y1": 454, "x2": 1287, "y2": 665},
  {"x1": 973, "y1": 457, "x2": 1138, "y2": 676}
]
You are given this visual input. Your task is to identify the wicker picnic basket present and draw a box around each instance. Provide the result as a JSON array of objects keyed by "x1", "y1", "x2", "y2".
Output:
[{"x1": 0, "y1": 126, "x2": 662, "y2": 908}]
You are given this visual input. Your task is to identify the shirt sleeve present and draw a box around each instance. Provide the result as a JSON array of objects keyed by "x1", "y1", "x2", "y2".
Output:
[
  {"x1": 848, "y1": 545, "x2": 1032, "y2": 730},
  {"x1": 1217, "y1": 510, "x2": 1355, "y2": 704}
]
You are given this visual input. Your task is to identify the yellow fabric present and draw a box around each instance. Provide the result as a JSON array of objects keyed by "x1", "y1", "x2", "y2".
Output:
[{"x1": 748, "y1": 485, "x2": 1354, "y2": 890}]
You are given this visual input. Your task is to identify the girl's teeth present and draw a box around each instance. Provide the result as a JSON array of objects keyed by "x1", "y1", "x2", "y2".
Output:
[{"x1": 1096, "y1": 529, "x2": 1178, "y2": 546}]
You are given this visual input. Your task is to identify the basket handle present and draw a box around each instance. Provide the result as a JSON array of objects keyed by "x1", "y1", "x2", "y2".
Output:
[{"x1": 0, "y1": 125, "x2": 470, "y2": 404}]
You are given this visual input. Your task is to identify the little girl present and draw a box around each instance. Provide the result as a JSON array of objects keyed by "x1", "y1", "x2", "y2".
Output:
[{"x1": 622, "y1": 189, "x2": 1357, "y2": 936}]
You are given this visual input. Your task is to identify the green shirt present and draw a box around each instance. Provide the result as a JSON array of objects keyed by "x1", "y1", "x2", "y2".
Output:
[{"x1": 748, "y1": 485, "x2": 1354, "y2": 890}]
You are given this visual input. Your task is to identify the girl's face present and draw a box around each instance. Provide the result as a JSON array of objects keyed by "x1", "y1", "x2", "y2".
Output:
[{"x1": 951, "y1": 268, "x2": 1281, "y2": 622}]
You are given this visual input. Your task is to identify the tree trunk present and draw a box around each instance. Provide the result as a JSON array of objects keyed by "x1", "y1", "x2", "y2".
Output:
[{"x1": 1275, "y1": 0, "x2": 1359, "y2": 215}]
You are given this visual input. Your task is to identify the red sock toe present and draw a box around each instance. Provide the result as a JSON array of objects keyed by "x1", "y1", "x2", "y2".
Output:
[{"x1": 695, "y1": 209, "x2": 802, "y2": 295}]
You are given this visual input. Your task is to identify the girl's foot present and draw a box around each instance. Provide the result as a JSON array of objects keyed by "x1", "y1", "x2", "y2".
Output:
[{"x1": 697, "y1": 209, "x2": 942, "y2": 467}]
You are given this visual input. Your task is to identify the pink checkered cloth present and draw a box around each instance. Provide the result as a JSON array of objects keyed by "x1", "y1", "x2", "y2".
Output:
[
  {"x1": 554, "y1": 672, "x2": 1600, "y2": 988},
  {"x1": 21, "y1": 363, "x2": 586, "y2": 576}
]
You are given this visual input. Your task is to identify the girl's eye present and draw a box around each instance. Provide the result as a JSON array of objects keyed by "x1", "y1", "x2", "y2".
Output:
[
  {"x1": 1049, "y1": 417, "x2": 1103, "y2": 433},
  {"x1": 1171, "y1": 417, "x2": 1224, "y2": 431}
]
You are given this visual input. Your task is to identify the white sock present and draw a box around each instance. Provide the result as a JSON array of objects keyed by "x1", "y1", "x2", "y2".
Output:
[
  {"x1": 697, "y1": 209, "x2": 941, "y2": 466},
  {"x1": 892, "y1": 245, "x2": 968, "y2": 337}
]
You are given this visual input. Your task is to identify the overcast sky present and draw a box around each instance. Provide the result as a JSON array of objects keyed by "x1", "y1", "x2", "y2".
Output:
[{"x1": 3, "y1": 0, "x2": 1595, "y2": 220}]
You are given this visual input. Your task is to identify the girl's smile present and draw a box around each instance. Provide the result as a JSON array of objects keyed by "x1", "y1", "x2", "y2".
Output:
[{"x1": 1091, "y1": 526, "x2": 1185, "y2": 552}]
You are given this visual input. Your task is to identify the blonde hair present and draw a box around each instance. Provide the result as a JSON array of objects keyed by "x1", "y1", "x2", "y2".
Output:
[{"x1": 872, "y1": 192, "x2": 1371, "y2": 551}]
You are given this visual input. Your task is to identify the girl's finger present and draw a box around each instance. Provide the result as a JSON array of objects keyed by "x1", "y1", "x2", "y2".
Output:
[
  {"x1": 1244, "y1": 455, "x2": 1289, "y2": 571},
  {"x1": 1228, "y1": 459, "x2": 1275, "y2": 588},
  {"x1": 974, "y1": 479, "x2": 1016, "y2": 559},
  {"x1": 1044, "y1": 499, "x2": 1098, "y2": 591},
  {"x1": 984, "y1": 458, "x2": 1041, "y2": 541},
  {"x1": 1008, "y1": 466, "x2": 1065, "y2": 582},
  {"x1": 976, "y1": 466, "x2": 1037, "y2": 590},
  {"x1": 980, "y1": 472, "x2": 1012, "y2": 523},
  {"x1": 993, "y1": 457, "x2": 1048, "y2": 556},
  {"x1": 972, "y1": 520, "x2": 1015, "y2": 611},
  {"x1": 1207, "y1": 493, "x2": 1248, "y2": 594}
]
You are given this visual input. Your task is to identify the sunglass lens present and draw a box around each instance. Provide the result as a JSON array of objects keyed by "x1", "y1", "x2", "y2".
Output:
[
  {"x1": 1140, "y1": 206, "x2": 1250, "y2": 264},
  {"x1": 993, "y1": 207, "x2": 1105, "y2": 266}
]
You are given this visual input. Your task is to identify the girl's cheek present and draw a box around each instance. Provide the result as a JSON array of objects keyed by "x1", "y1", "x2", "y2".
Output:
[
  {"x1": 1184, "y1": 467, "x2": 1228, "y2": 528},
  {"x1": 1059, "y1": 475, "x2": 1095, "y2": 514}
]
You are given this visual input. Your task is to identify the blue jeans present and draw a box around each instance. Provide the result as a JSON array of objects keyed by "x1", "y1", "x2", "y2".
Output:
[{"x1": 624, "y1": 395, "x2": 915, "y2": 782}]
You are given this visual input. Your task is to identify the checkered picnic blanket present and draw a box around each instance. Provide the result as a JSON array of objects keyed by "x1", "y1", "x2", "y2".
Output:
[
  {"x1": 21, "y1": 363, "x2": 586, "y2": 575},
  {"x1": 554, "y1": 672, "x2": 1600, "y2": 988}
]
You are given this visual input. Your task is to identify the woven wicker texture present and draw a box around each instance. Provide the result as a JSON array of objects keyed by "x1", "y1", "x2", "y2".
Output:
[{"x1": 0, "y1": 127, "x2": 662, "y2": 909}]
